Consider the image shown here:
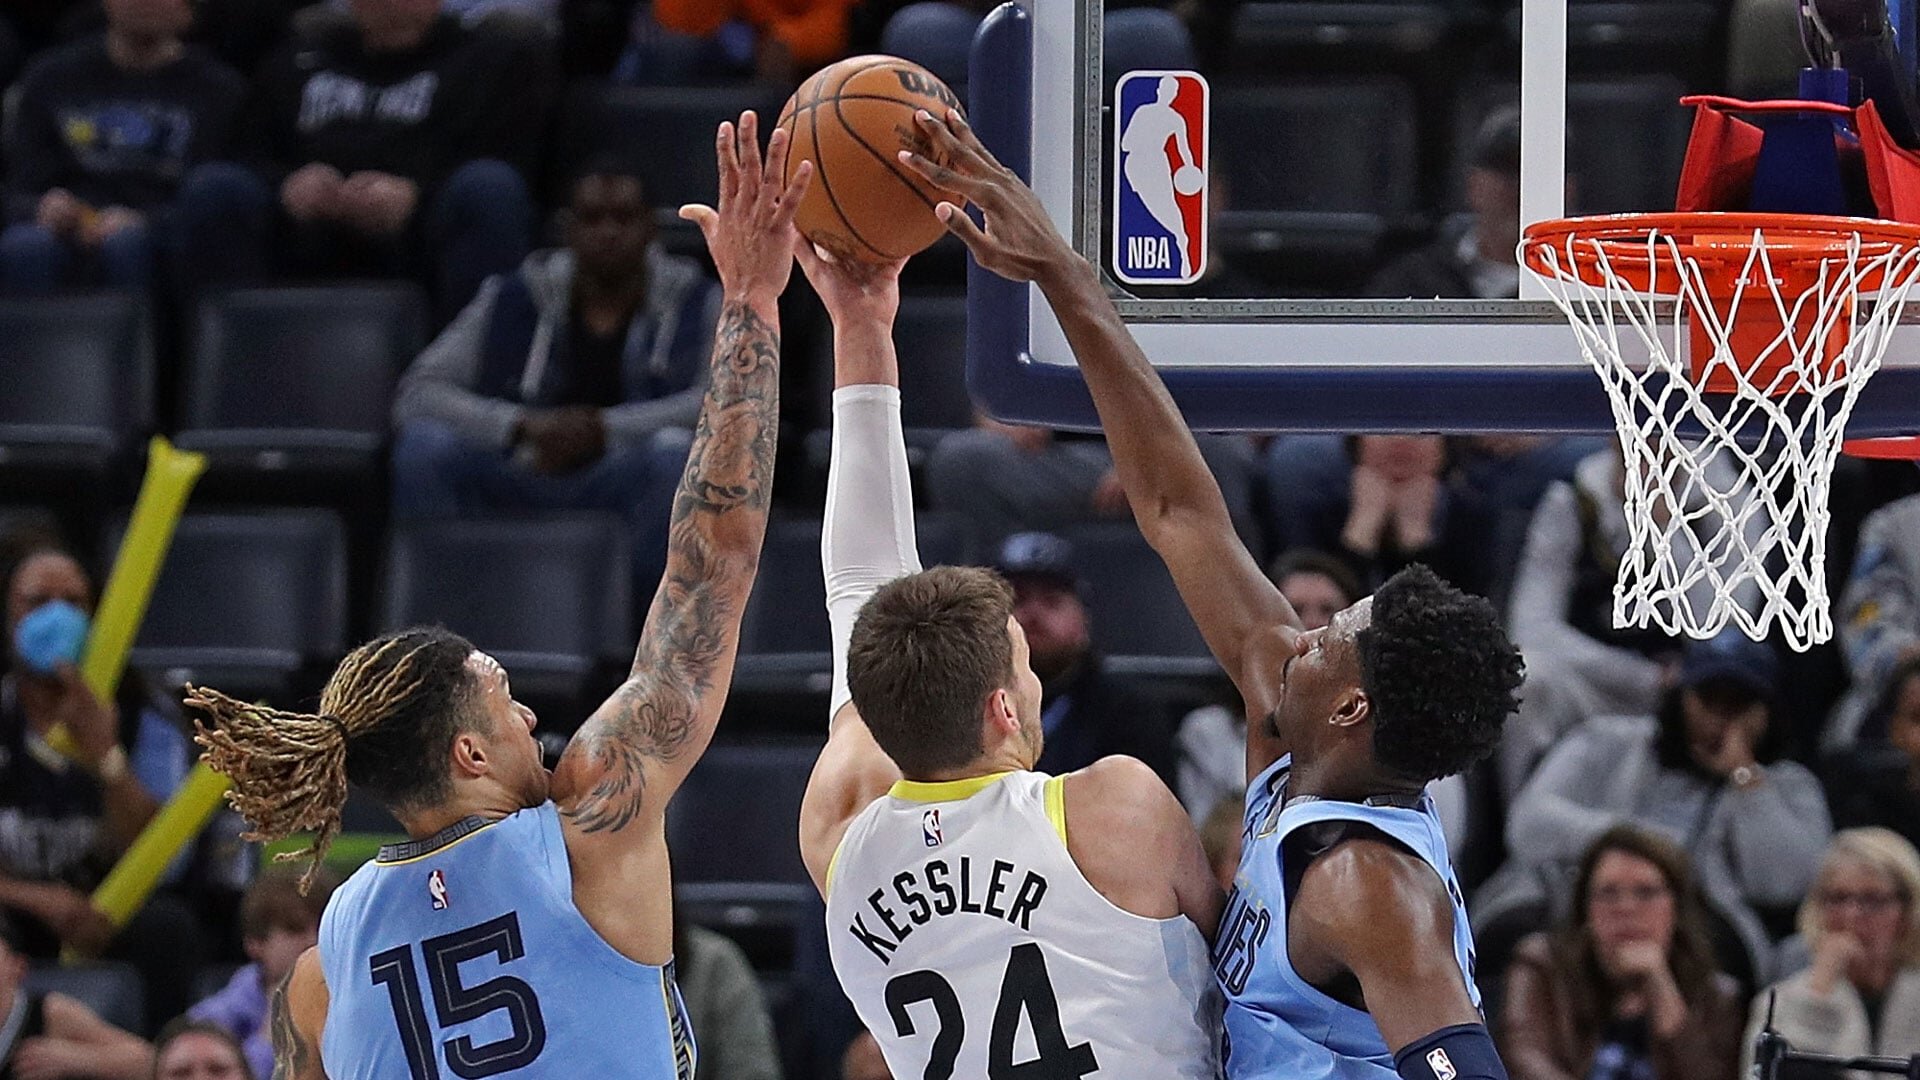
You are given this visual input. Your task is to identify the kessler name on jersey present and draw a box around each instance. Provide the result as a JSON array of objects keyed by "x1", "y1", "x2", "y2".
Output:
[{"x1": 846, "y1": 855, "x2": 1049, "y2": 963}]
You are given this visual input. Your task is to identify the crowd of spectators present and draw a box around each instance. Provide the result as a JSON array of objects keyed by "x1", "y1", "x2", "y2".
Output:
[{"x1": 3, "y1": 1, "x2": 1918, "y2": 1079}]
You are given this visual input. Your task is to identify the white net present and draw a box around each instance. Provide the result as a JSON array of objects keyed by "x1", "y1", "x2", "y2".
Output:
[{"x1": 1524, "y1": 222, "x2": 1920, "y2": 650}]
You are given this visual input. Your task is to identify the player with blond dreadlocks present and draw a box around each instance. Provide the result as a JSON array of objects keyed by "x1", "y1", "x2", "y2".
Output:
[{"x1": 188, "y1": 113, "x2": 812, "y2": 1080}]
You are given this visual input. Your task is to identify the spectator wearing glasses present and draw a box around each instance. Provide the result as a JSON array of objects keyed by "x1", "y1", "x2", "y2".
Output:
[
  {"x1": 1478, "y1": 632, "x2": 1830, "y2": 994},
  {"x1": 1742, "y1": 828, "x2": 1920, "y2": 1073}
]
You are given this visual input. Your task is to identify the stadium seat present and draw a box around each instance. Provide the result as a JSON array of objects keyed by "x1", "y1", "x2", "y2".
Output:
[
  {"x1": 0, "y1": 294, "x2": 152, "y2": 477},
  {"x1": 913, "y1": 510, "x2": 973, "y2": 569},
  {"x1": 1103, "y1": 7, "x2": 1197, "y2": 90},
  {"x1": 1453, "y1": 76, "x2": 1692, "y2": 214},
  {"x1": 894, "y1": 294, "x2": 974, "y2": 435},
  {"x1": 668, "y1": 739, "x2": 821, "y2": 927},
  {"x1": 177, "y1": 284, "x2": 427, "y2": 478},
  {"x1": 804, "y1": 292, "x2": 971, "y2": 484},
  {"x1": 1227, "y1": 3, "x2": 1453, "y2": 69},
  {"x1": 1057, "y1": 522, "x2": 1215, "y2": 678},
  {"x1": 0, "y1": 505, "x2": 61, "y2": 547},
  {"x1": 25, "y1": 962, "x2": 145, "y2": 1033},
  {"x1": 556, "y1": 84, "x2": 787, "y2": 241},
  {"x1": 736, "y1": 512, "x2": 968, "y2": 693},
  {"x1": 880, "y1": 1, "x2": 974, "y2": 100},
  {"x1": 109, "y1": 509, "x2": 348, "y2": 701},
  {"x1": 738, "y1": 517, "x2": 831, "y2": 691},
  {"x1": 379, "y1": 515, "x2": 633, "y2": 703},
  {"x1": 1573, "y1": 2, "x2": 1718, "y2": 76},
  {"x1": 1210, "y1": 79, "x2": 1421, "y2": 288}
]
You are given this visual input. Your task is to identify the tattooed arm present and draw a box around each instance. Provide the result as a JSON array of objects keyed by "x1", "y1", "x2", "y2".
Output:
[
  {"x1": 553, "y1": 111, "x2": 810, "y2": 964},
  {"x1": 270, "y1": 948, "x2": 329, "y2": 1080}
]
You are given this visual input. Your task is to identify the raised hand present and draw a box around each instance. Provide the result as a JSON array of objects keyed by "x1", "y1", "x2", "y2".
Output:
[
  {"x1": 897, "y1": 108, "x2": 1079, "y2": 284},
  {"x1": 680, "y1": 111, "x2": 814, "y2": 307},
  {"x1": 792, "y1": 236, "x2": 905, "y2": 326}
]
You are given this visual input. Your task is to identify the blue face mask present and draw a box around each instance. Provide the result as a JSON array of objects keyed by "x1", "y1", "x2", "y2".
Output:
[{"x1": 14, "y1": 600, "x2": 89, "y2": 675}]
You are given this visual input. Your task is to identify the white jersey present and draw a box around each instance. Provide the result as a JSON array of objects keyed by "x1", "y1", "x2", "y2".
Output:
[{"x1": 826, "y1": 770, "x2": 1220, "y2": 1080}]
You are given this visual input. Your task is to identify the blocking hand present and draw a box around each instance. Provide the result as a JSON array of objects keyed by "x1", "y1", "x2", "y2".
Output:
[
  {"x1": 679, "y1": 111, "x2": 813, "y2": 307},
  {"x1": 897, "y1": 108, "x2": 1078, "y2": 285}
]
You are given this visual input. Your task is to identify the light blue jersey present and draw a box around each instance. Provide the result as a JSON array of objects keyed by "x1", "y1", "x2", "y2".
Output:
[
  {"x1": 318, "y1": 803, "x2": 694, "y2": 1080},
  {"x1": 1213, "y1": 757, "x2": 1480, "y2": 1080}
]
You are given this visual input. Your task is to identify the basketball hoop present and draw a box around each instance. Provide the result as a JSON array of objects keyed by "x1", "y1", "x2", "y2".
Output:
[{"x1": 1522, "y1": 211, "x2": 1920, "y2": 650}]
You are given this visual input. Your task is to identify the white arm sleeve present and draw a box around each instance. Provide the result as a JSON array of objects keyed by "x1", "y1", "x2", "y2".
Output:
[{"x1": 824, "y1": 384, "x2": 922, "y2": 720}]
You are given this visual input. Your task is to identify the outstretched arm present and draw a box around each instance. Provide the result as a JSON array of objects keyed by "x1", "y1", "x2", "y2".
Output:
[
  {"x1": 553, "y1": 113, "x2": 808, "y2": 852},
  {"x1": 901, "y1": 109, "x2": 1299, "y2": 772},
  {"x1": 794, "y1": 241, "x2": 914, "y2": 895}
]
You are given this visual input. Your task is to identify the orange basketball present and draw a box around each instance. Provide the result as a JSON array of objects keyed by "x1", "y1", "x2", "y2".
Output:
[{"x1": 778, "y1": 55, "x2": 966, "y2": 263}]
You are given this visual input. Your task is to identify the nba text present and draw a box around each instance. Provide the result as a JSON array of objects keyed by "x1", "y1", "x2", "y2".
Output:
[{"x1": 847, "y1": 857, "x2": 1049, "y2": 963}]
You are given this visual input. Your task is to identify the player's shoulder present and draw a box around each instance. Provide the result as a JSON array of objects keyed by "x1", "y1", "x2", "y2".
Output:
[
  {"x1": 1061, "y1": 755, "x2": 1190, "y2": 839},
  {"x1": 1291, "y1": 831, "x2": 1451, "y2": 940}
]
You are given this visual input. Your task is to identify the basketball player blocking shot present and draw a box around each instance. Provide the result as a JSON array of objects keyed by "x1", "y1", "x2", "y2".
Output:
[
  {"x1": 188, "y1": 113, "x2": 810, "y2": 1080},
  {"x1": 792, "y1": 239, "x2": 1221, "y2": 1078},
  {"x1": 901, "y1": 109, "x2": 1525, "y2": 1080}
]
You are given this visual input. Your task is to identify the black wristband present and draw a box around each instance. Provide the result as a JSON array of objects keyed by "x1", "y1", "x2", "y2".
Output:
[{"x1": 1392, "y1": 1023, "x2": 1510, "y2": 1080}]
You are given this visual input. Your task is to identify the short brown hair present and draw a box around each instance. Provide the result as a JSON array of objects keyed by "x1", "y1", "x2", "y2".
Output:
[
  {"x1": 240, "y1": 868, "x2": 335, "y2": 942},
  {"x1": 847, "y1": 567, "x2": 1015, "y2": 776}
]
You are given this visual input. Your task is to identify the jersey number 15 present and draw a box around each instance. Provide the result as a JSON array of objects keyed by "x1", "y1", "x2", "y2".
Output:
[
  {"x1": 370, "y1": 912, "x2": 547, "y2": 1080},
  {"x1": 885, "y1": 942, "x2": 1099, "y2": 1080}
]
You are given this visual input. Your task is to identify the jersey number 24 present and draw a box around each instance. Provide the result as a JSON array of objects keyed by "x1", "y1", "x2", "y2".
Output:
[
  {"x1": 885, "y1": 942, "x2": 1099, "y2": 1080},
  {"x1": 370, "y1": 912, "x2": 547, "y2": 1080}
]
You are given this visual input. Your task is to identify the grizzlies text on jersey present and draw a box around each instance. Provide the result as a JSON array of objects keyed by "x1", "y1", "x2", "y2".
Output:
[{"x1": 1215, "y1": 756, "x2": 1480, "y2": 1080}]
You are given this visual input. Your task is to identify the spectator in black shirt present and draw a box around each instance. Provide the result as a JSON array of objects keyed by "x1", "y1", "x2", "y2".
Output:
[
  {"x1": 176, "y1": 0, "x2": 555, "y2": 320},
  {"x1": 0, "y1": 0, "x2": 245, "y2": 295},
  {"x1": 0, "y1": 544, "x2": 205, "y2": 1030},
  {"x1": 992, "y1": 531, "x2": 1176, "y2": 783},
  {"x1": 389, "y1": 163, "x2": 720, "y2": 593}
]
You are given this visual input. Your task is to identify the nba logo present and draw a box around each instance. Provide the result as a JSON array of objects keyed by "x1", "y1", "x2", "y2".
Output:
[
  {"x1": 1113, "y1": 70, "x2": 1209, "y2": 286},
  {"x1": 427, "y1": 869, "x2": 449, "y2": 911},
  {"x1": 922, "y1": 808, "x2": 942, "y2": 848}
]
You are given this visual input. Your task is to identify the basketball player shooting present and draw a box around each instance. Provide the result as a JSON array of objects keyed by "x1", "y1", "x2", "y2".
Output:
[
  {"x1": 791, "y1": 240, "x2": 1221, "y2": 1078},
  {"x1": 902, "y1": 109, "x2": 1525, "y2": 1080},
  {"x1": 185, "y1": 112, "x2": 810, "y2": 1080}
]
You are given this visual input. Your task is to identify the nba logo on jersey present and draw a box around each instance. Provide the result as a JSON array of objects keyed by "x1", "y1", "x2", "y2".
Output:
[
  {"x1": 427, "y1": 869, "x2": 449, "y2": 911},
  {"x1": 1112, "y1": 70, "x2": 1209, "y2": 286},
  {"x1": 921, "y1": 808, "x2": 942, "y2": 848}
]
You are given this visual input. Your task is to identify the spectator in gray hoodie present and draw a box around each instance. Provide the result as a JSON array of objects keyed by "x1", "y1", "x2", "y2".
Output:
[
  {"x1": 390, "y1": 161, "x2": 720, "y2": 592},
  {"x1": 1502, "y1": 443, "x2": 1760, "y2": 800},
  {"x1": 1484, "y1": 632, "x2": 1831, "y2": 988}
]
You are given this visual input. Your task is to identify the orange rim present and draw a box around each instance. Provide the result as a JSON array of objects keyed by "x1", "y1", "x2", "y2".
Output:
[
  {"x1": 1844, "y1": 436, "x2": 1920, "y2": 459},
  {"x1": 1522, "y1": 212, "x2": 1920, "y2": 284}
]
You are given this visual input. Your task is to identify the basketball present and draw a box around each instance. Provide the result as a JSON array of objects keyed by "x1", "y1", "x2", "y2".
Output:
[
  {"x1": 1173, "y1": 165, "x2": 1205, "y2": 196},
  {"x1": 778, "y1": 55, "x2": 966, "y2": 263}
]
